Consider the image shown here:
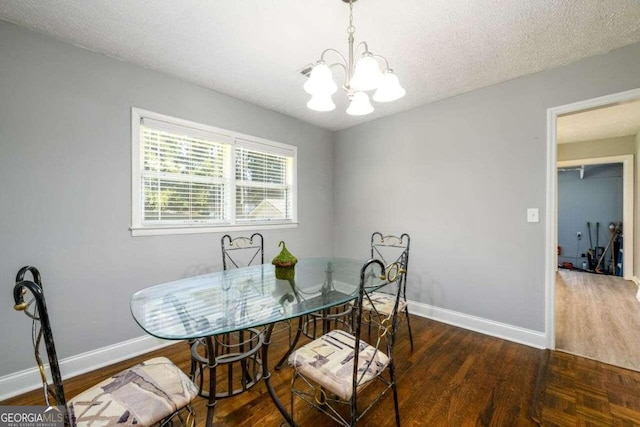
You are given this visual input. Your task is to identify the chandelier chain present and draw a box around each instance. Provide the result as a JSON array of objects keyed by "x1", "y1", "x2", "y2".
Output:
[{"x1": 347, "y1": 0, "x2": 355, "y2": 35}]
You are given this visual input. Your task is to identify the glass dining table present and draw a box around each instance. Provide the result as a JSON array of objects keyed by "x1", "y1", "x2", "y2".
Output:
[{"x1": 130, "y1": 257, "x2": 386, "y2": 427}]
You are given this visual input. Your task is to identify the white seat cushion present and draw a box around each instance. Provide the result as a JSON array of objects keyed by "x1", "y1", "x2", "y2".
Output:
[
  {"x1": 288, "y1": 330, "x2": 389, "y2": 401},
  {"x1": 361, "y1": 292, "x2": 406, "y2": 316},
  {"x1": 69, "y1": 357, "x2": 197, "y2": 427}
]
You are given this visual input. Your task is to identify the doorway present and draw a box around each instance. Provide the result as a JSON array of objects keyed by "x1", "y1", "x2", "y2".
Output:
[
  {"x1": 545, "y1": 88, "x2": 640, "y2": 362},
  {"x1": 555, "y1": 156, "x2": 640, "y2": 369},
  {"x1": 557, "y1": 161, "x2": 624, "y2": 274}
]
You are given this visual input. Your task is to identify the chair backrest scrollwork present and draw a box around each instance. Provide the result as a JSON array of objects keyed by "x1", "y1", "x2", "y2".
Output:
[
  {"x1": 221, "y1": 233, "x2": 264, "y2": 270},
  {"x1": 370, "y1": 232, "x2": 410, "y2": 298}
]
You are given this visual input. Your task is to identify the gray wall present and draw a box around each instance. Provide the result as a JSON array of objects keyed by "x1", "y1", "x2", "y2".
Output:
[
  {"x1": 557, "y1": 136, "x2": 636, "y2": 162},
  {"x1": 557, "y1": 164, "x2": 623, "y2": 270},
  {"x1": 333, "y1": 42, "x2": 640, "y2": 332},
  {"x1": 0, "y1": 21, "x2": 334, "y2": 376}
]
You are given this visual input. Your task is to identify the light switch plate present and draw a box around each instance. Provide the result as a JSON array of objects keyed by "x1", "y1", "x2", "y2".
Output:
[{"x1": 527, "y1": 208, "x2": 539, "y2": 223}]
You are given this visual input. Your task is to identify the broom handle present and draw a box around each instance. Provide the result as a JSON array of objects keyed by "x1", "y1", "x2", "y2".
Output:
[{"x1": 596, "y1": 232, "x2": 615, "y2": 271}]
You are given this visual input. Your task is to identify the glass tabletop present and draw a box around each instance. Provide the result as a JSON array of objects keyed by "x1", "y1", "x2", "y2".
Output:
[{"x1": 130, "y1": 257, "x2": 385, "y2": 340}]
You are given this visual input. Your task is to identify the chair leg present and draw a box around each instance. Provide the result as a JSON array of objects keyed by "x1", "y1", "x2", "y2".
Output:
[
  {"x1": 404, "y1": 306, "x2": 414, "y2": 350},
  {"x1": 188, "y1": 340, "x2": 197, "y2": 379},
  {"x1": 275, "y1": 317, "x2": 303, "y2": 370},
  {"x1": 164, "y1": 404, "x2": 196, "y2": 427},
  {"x1": 350, "y1": 394, "x2": 357, "y2": 427},
  {"x1": 389, "y1": 363, "x2": 401, "y2": 427},
  {"x1": 206, "y1": 400, "x2": 217, "y2": 427},
  {"x1": 290, "y1": 372, "x2": 297, "y2": 426}
]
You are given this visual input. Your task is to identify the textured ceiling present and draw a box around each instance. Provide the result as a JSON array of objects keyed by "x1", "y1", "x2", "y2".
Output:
[
  {"x1": 1, "y1": 1, "x2": 640, "y2": 131},
  {"x1": 558, "y1": 100, "x2": 640, "y2": 144}
]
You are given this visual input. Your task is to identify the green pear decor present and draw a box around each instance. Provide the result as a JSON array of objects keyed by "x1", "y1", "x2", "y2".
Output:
[{"x1": 272, "y1": 241, "x2": 298, "y2": 281}]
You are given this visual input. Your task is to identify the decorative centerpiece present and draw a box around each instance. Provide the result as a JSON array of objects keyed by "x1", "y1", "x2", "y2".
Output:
[{"x1": 272, "y1": 241, "x2": 298, "y2": 281}]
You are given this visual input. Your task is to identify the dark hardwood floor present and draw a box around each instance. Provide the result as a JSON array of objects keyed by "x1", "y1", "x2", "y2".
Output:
[{"x1": 0, "y1": 316, "x2": 570, "y2": 426}]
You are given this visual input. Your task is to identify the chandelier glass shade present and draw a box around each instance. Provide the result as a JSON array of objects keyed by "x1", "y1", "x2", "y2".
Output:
[
  {"x1": 304, "y1": 62, "x2": 338, "y2": 97},
  {"x1": 303, "y1": 0, "x2": 405, "y2": 116},
  {"x1": 307, "y1": 93, "x2": 336, "y2": 112},
  {"x1": 345, "y1": 91, "x2": 374, "y2": 116},
  {"x1": 373, "y1": 70, "x2": 406, "y2": 102},
  {"x1": 350, "y1": 53, "x2": 383, "y2": 91}
]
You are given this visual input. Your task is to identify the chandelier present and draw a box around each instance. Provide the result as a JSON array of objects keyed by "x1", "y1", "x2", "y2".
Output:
[{"x1": 303, "y1": 0, "x2": 406, "y2": 116}]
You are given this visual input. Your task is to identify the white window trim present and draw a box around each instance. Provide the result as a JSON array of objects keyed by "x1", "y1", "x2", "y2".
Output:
[{"x1": 131, "y1": 108, "x2": 298, "y2": 237}]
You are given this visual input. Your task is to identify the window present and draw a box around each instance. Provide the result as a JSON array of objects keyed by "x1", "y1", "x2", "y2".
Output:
[{"x1": 131, "y1": 109, "x2": 297, "y2": 236}]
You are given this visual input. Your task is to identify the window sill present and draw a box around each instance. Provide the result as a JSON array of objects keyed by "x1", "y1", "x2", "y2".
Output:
[{"x1": 130, "y1": 222, "x2": 299, "y2": 237}]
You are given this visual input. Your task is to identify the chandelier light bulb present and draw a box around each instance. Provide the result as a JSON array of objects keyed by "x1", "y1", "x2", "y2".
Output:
[
  {"x1": 346, "y1": 91, "x2": 374, "y2": 116},
  {"x1": 307, "y1": 94, "x2": 336, "y2": 112},
  {"x1": 350, "y1": 53, "x2": 382, "y2": 91},
  {"x1": 373, "y1": 70, "x2": 406, "y2": 103},
  {"x1": 304, "y1": 62, "x2": 338, "y2": 96}
]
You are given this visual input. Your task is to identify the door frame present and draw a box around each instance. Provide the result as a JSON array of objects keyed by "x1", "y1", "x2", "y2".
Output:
[{"x1": 545, "y1": 87, "x2": 640, "y2": 349}]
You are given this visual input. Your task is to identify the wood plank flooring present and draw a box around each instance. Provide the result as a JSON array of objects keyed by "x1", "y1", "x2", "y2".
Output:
[
  {"x1": 556, "y1": 270, "x2": 640, "y2": 371},
  {"x1": 3, "y1": 316, "x2": 543, "y2": 426}
]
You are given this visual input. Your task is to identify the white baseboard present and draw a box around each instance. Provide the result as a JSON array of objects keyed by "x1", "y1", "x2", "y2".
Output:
[
  {"x1": 0, "y1": 335, "x2": 174, "y2": 401},
  {"x1": 408, "y1": 300, "x2": 547, "y2": 349},
  {"x1": 633, "y1": 276, "x2": 640, "y2": 302}
]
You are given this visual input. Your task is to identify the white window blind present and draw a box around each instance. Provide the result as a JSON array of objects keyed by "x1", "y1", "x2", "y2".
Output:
[
  {"x1": 132, "y1": 109, "x2": 297, "y2": 236},
  {"x1": 235, "y1": 145, "x2": 293, "y2": 222},
  {"x1": 141, "y1": 124, "x2": 229, "y2": 224}
]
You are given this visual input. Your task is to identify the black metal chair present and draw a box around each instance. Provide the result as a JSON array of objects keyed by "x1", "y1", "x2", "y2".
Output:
[
  {"x1": 12, "y1": 266, "x2": 197, "y2": 427},
  {"x1": 366, "y1": 232, "x2": 413, "y2": 349},
  {"x1": 287, "y1": 259, "x2": 404, "y2": 426},
  {"x1": 188, "y1": 234, "x2": 266, "y2": 426}
]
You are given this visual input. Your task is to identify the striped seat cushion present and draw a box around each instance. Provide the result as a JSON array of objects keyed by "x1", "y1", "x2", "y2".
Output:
[
  {"x1": 68, "y1": 357, "x2": 197, "y2": 426},
  {"x1": 288, "y1": 330, "x2": 389, "y2": 401},
  {"x1": 361, "y1": 292, "x2": 405, "y2": 316}
]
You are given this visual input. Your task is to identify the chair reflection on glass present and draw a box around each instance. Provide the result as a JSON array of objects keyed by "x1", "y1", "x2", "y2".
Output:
[
  {"x1": 287, "y1": 259, "x2": 404, "y2": 427},
  {"x1": 364, "y1": 232, "x2": 413, "y2": 350},
  {"x1": 13, "y1": 266, "x2": 197, "y2": 427}
]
